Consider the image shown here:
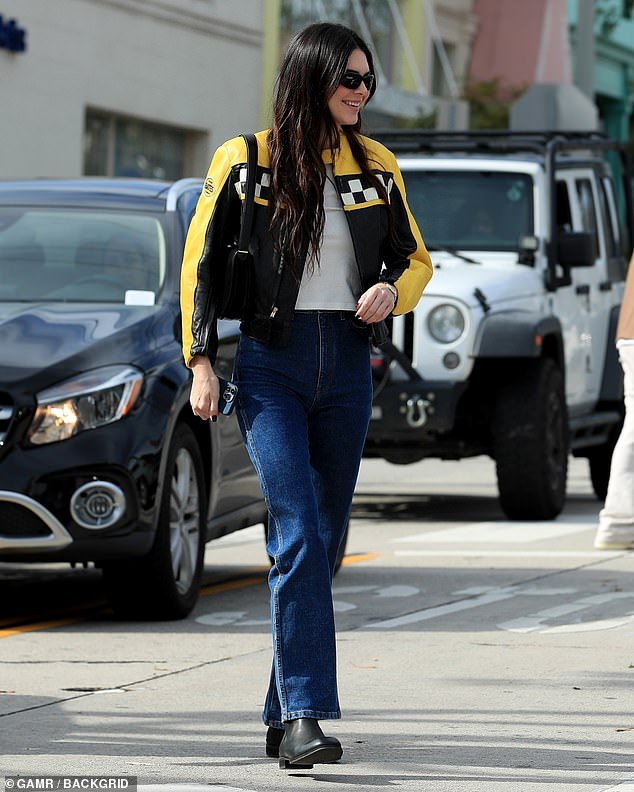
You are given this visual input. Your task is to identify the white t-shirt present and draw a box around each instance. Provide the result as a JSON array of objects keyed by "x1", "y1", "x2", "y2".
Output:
[{"x1": 295, "y1": 165, "x2": 360, "y2": 311}]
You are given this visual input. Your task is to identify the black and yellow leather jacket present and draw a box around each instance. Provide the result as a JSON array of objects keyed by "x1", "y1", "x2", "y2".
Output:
[{"x1": 180, "y1": 129, "x2": 433, "y2": 365}]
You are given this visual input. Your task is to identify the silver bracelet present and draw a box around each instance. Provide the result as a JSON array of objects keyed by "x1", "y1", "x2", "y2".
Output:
[{"x1": 381, "y1": 282, "x2": 398, "y2": 308}]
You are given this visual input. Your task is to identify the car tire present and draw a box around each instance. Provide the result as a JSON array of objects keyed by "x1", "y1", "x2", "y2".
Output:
[
  {"x1": 102, "y1": 423, "x2": 206, "y2": 620},
  {"x1": 264, "y1": 515, "x2": 349, "y2": 576},
  {"x1": 493, "y1": 358, "x2": 568, "y2": 520}
]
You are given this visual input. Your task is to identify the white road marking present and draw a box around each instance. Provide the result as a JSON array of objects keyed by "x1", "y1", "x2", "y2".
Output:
[
  {"x1": 498, "y1": 592, "x2": 634, "y2": 634},
  {"x1": 195, "y1": 611, "x2": 246, "y2": 626},
  {"x1": 334, "y1": 584, "x2": 420, "y2": 597},
  {"x1": 455, "y1": 586, "x2": 576, "y2": 597},
  {"x1": 196, "y1": 584, "x2": 422, "y2": 623},
  {"x1": 374, "y1": 585, "x2": 420, "y2": 598},
  {"x1": 195, "y1": 583, "x2": 634, "y2": 637},
  {"x1": 364, "y1": 585, "x2": 634, "y2": 632},
  {"x1": 364, "y1": 587, "x2": 520, "y2": 629},
  {"x1": 195, "y1": 611, "x2": 269, "y2": 627},
  {"x1": 599, "y1": 784, "x2": 634, "y2": 791},
  {"x1": 335, "y1": 584, "x2": 421, "y2": 612},
  {"x1": 334, "y1": 585, "x2": 377, "y2": 594},
  {"x1": 393, "y1": 519, "x2": 594, "y2": 544}
]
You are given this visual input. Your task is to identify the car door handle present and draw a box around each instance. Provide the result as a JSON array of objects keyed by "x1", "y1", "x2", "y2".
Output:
[
  {"x1": 599, "y1": 280, "x2": 613, "y2": 291},
  {"x1": 576, "y1": 284, "x2": 590, "y2": 295}
]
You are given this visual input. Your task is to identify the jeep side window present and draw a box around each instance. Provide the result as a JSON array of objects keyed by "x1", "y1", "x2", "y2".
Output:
[
  {"x1": 596, "y1": 178, "x2": 618, "y2": 259},
  {"x1": 576, "y1": 178, "x2": 599, "y2": 249},
  {"x1": 556, "y1": 180, "x2": 573, "y2": 232},
  {"x1": 601, "y1": 177, "x2": 621, "y2": 252}
]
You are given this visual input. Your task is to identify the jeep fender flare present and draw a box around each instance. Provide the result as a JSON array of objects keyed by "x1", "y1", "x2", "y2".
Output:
[{"x1": 474, "y1": 312, "x2": 564, "y2": 367}]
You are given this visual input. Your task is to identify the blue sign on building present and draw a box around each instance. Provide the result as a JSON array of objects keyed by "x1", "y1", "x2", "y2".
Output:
[{"x1": 0, "y1": 15, "x2": 27, "y2": 53}]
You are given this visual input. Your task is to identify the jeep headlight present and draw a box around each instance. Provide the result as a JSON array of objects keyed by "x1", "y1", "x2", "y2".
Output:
[
  {"x1": 427, "y1": 304, "x2": 465, "y2": 343},
  {"x1": 28, "y1": 365, "x2": 143, "y2": 446}
]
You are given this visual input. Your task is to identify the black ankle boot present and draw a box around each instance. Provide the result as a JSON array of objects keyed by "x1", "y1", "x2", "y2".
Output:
[
  {"x1": 278, "y1": 718, "x2": 343, "y2": 769},
  {"x1": 265, "y1": 726, "x2": 284, "y2": 757}
]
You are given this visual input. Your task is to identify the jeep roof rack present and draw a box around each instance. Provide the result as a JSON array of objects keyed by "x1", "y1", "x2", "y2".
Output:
[{"x1": 370, "y1": 129, "x2": 612, "y2": 155}]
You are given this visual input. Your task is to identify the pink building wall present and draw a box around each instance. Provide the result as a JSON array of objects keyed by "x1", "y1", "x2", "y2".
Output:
[{"x1": 469, "y1": 0, "x2": 571, "y2": 94}]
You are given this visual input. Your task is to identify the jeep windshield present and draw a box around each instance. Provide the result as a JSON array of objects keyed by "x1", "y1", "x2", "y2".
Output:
[
  {"x1": 0, "y1": 208, "x2": 166, "y2": 303},
  {"x1": 403, "y1": 171, "x2": 534, "y2": 252}
]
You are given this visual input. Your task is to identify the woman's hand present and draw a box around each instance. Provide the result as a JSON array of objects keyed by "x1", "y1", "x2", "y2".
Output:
[
  {"x1": 356, "y1": 283, "x2": 397, "y2": 324},
  {"x1": 189, "y1": 355, "x2": 219, "y2": 422}
]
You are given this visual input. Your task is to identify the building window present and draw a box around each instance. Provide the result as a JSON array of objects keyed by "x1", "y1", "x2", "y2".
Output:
[
  {"x1": 280, "y1": 0, "x2": 394, "y2": 81},
  {"x1": 83, "y1": 110, "x2": 187, "y2": 179},
  {"x1": 432, "y1": 41, "x2": 455, "y2": 98}
]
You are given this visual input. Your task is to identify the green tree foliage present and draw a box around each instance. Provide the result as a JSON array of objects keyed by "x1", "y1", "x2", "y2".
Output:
[{"x1": 463, "y1": 79, "x2": 526, "y2": 130}]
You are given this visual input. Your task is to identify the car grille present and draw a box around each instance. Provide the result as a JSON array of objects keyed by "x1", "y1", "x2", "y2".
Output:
[
  {"x1": 0, "y1": 503, "x2": 52, "y2": 537},
  {"x1": 0, "y1": 393, "x2": 14, "y2": 445}
]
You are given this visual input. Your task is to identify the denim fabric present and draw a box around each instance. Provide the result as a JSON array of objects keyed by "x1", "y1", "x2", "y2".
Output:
[{"x1": 234, "y1": 310, "x2": 372, "y2": 726}]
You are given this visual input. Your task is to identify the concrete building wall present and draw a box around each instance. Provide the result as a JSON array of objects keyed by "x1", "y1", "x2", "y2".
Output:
[{"x1": 0, "y1": 0, "x2": 264, "y2": 179}]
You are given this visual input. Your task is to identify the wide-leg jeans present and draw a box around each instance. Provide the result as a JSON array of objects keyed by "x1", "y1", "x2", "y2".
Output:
[{"x1": 235, "y1": 310, "x2": 373, "y2": 727}]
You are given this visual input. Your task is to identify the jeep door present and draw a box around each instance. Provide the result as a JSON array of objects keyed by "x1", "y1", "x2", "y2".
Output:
[
  {"x1": 553, "y1": 169, "x2": 610, "y2": 410},
  {"x1": 569, "y1": 168, "x2": 614, "y2": 405},
  {"x1": 551, "y1": 174, "x2": 592, "y2": 407}
]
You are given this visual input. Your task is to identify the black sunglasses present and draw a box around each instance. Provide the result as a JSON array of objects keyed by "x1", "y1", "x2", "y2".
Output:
[{"x1": 340, "y1": 70, "x2": 375, "y2": 91}]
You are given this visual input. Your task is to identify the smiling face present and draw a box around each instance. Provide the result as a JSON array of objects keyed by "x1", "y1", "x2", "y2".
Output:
[{"x1": 327, "y1": 48, "x2": 372, "y2": 127}]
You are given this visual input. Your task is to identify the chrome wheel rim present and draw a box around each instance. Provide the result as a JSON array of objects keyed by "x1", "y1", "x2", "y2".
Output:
[{"x1": 169, "y1": 447, "x2": 201, "y2": 594}]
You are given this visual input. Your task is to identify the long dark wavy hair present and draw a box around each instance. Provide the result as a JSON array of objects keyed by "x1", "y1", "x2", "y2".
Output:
[{"x1": 267, "y1": 22, "x2": 388, "y2": 277}]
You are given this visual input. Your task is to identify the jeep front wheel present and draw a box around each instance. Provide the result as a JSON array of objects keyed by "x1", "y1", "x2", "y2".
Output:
[{"x1": 493, "y1": 358, "x2": 568, "y2": 520}]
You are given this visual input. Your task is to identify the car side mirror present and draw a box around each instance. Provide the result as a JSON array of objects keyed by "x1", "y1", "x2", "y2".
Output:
[{"x1": 557, "y1": 231, "x2": 597, "y2": 268}]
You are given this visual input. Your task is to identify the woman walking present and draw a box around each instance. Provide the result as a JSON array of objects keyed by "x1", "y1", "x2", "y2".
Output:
[{"x1": 180, "y1": 21, "x2": 432, "y2": 769}]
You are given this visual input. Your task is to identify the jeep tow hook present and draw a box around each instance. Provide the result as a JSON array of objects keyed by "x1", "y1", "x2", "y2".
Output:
[{"x1": 404, "y1": 394, "x2": 431, "y2": 427}]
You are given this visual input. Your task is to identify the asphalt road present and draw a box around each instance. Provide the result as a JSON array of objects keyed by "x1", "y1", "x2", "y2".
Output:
[{"x1": 1, "y1": 455, "x2": 633, "y2": 792}]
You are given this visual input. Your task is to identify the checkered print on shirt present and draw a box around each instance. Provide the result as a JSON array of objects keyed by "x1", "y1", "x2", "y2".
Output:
[
  {"x1": 338, "y1": 171, "x2": 394, "y2": 206},
  {"x1": 234, "y1": 165, "x2": 271, "y2": 202}
]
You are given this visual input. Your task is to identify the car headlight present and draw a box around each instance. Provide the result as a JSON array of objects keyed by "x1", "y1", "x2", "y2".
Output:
[
  {"x1": 28, "y1": 365, "x2": 143, "y2": 446},
  {"x1": 427, "y1": 304, "x2": 465, "y2": 344}
]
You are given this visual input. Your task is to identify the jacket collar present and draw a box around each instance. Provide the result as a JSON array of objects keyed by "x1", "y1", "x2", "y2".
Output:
[{"x1": 323, "y1": 131, "x2": 361, "y2": 176}]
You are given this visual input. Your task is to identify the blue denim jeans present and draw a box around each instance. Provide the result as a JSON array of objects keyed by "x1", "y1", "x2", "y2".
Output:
[{"x1": 235, "y1": 310, "x2": 372, "y2": 727}]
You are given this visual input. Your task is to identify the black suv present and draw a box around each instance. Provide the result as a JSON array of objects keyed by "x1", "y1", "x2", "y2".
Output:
[{"x1": 0, "y1": 179, "x2": 265, "y2": 619}]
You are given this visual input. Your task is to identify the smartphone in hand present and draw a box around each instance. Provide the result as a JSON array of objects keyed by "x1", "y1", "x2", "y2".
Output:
[{"x1": 217, "y1": 377, "x2": 239, "y2": 415}]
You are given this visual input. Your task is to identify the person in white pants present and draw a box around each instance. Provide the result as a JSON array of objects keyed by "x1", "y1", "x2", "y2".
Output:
[{"x1": 595, "y1": 250, "x2": 634, "y2": 550}]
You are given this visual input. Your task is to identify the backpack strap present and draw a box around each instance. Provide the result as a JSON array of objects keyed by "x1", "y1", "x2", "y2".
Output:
[{"x1": 237, "y1": 133, "x2": 258, "y2": 254}]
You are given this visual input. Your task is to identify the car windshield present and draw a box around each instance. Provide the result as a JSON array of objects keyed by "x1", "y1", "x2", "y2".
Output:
[
  {"x1": 0, "y1": 209, "x2": 167, "y2": 303},
  {"x1": 403, "y1": 170, "x2": 534, "y2": 252}
]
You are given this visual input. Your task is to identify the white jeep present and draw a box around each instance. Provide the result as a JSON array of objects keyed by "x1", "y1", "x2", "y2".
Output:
[{"x1": 366, "y1": 130, "x2": 634, "y2": 520}]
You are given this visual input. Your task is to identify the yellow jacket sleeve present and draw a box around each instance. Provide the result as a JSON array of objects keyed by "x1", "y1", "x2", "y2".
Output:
[
  {"x1": 180, "y1": 139, "x2": 243, "y2": 366},
  {"x1": 386, "y1": 150, "x2": 433, "y2": 315}
]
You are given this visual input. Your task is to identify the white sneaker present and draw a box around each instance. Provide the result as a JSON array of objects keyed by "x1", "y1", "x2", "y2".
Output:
[{"x1": 594, "y1": 533, "x2": 634, "y2": 550}]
